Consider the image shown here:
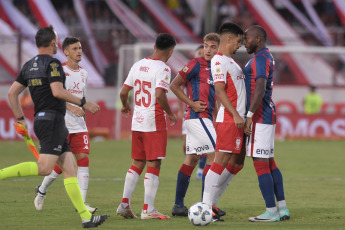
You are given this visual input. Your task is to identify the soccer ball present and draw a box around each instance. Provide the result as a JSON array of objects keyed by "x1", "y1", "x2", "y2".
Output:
[{"x1": 188, "y1": 202, "x2": 212, "y2": 226}]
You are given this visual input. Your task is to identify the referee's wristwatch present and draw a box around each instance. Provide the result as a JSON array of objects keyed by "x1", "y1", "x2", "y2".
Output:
[{"x1": 80, "y1": 97, "x2": 86, "y2": 107}]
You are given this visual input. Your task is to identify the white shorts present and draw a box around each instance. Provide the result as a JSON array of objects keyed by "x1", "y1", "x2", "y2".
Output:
[
  {"x1": 185, "y1": 118, "x2": 216, "y2": 155},
  {"x1": 246, "y1": 123, "x2": 275, "y2": 158},
  {"x1": 181, "y1": 118, "x2": 187, "y2": 135}
]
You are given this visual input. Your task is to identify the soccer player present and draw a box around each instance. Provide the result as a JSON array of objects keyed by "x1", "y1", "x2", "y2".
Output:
[
  {"x1": 116, "y1": 33, "x2": 177, "y2": 220},
  {"x1": 177, "y1": 44, "x2": 208, "y2": 180},
  {"x1": 2, "y1": 25, "x2": 108, "y2": 228},
  {"x1": 243, "y1": 25, "x2": 290, "y2": 222},
  {"x1": 34, "y1": 37, "x2": 96, "y2": 214},
  {"x1": 202, "y1": 22, "x2": 246, "y2": 221},
  {"x1": 170, "y1": 33, "x2": 220, "y2": 217}
]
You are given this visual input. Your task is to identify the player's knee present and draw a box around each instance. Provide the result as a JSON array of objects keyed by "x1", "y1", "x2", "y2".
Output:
[
  {"x1": 37, "y1": 166, "x2": 54, "y2": 176},
  {"x1": 253, "y1": 160, "x2": 270, "y2": 176},
  {"x1": 77, "y1": 157, "x2": 89, "y2": 167}
]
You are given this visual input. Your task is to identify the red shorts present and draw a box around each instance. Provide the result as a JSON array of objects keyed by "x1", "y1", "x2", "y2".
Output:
[
  {"x1": 131, "y1": 130, "x2": 167, "y2": 160},
  {"x1": 67, "y1": 132, "x2": 90, "y2": 154},
  {"x1": 215, "y1": 122, "x2": 244, "y2": 154}
]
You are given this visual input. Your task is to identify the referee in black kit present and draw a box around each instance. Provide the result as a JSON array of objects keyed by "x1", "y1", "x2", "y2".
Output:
[{"x1": 1, "y1": 25, "x2": 108, "y2": 228}]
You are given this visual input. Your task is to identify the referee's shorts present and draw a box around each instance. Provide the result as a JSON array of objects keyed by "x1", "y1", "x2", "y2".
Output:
[{"x1": 33, "y1": 110, "x2": 71, "y2": 156}]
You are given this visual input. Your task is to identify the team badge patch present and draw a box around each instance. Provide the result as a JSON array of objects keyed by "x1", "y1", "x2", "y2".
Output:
[
  {"x1": 216, "y1": 67, "x2": 221, "y2": 73},
  {"x1": 183, "y1": 66, "x2": 189, "y2": 73},
  {"x1": 50, "y1": 62, "x2": 61, "y2": 77}
]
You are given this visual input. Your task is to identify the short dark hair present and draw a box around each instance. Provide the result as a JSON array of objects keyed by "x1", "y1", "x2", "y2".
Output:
[
  {"x1": 62, "y1": 37, "x2": 80, "y2": 51},
  {"x1": 35, "y1": 25, "x2": 56, "y2": 48},
  {"x1": 155, "y1": 33, "x2": 176, "y2": 51},
  {"x1": 219, "y1": 22, "x2": 244, "y2": 36}
]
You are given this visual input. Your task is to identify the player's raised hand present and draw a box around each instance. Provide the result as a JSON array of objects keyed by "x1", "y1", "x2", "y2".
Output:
[
  {"x1": 70, "y1": 106, "x2": 85, "y2": 117},
  {"x1": 233, "y1": 112, "x2": 244, "y2": 128},
  {"x1": 168, "y1": 113, "x2": 177, "y2": 126},
  {"x1": 83, "y1": 102, "x2": 100, "y2": 114},
  {"x1": 191, "y1": 101, "x2": 207, "y2": 113}
]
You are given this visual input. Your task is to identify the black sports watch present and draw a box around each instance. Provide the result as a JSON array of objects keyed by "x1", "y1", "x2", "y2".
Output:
[{"x1": 80, "y1": 97, "x2": 86, "y2": 107}]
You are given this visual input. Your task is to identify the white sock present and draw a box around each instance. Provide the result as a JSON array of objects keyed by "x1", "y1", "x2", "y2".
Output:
[
  {"x1": 277, "y1": 200, "x2": 287, "y2": 208},
  {"x1": 213, "y1": 169, "x2": 235, "y2": 207},
  {"x1": 202, "y1": 169, "x2": 221, "y2": 206},
  {"x1": 40, "y1": 170, "x2": 59, "y2": 193},
  {"x1": 121, "y1": 167, "x2": 140, "y2": 207},
  {"x1": 143, "y1": 172, "x2": 159, "y2": 213},
  {"x1": 77, "y1": 167, "x2": 89, "y2": 202},
  {"x1": 267, "y1": 207, "x2": 278, "y2": 213}
]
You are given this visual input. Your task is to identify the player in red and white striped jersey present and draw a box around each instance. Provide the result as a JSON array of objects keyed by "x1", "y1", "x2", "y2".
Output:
[
  {"x1": 35, "y1": 37, "x2": 96, "y2": 214},
  {"x1": 117, "y1": 34, "x2": 177, "y2": 220},
  {"x1": 202, "y1": 22, "x2": 247, "y2": 221}
]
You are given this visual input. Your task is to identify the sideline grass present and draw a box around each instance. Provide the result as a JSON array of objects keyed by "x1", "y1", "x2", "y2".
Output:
[{"x1": 0, "y1": 139, "x2": 344, "y2": 229}]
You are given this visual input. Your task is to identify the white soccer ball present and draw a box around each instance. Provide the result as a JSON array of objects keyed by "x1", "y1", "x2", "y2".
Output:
[{"x1": 188, "y1": 202, "x2": 212, "y2": 226}]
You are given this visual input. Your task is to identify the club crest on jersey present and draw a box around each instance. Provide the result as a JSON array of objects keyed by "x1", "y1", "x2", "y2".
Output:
[
  {"x1": 183, "y1": 66, "x2": 189, "y2": 73},
  {"x1": 135, "y1": 111, "x2": 144, "y2": 123},
  {"x1": 50, "y1": 62, "x2": 61, "y2": 77},
  {"x1": 216, "y1": 67, "x2": 221, "y2": 73}
]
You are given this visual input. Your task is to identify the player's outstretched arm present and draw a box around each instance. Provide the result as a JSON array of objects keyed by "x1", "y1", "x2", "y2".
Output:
[
  {"x1": 50, "y1": 81, "x2": 100, "y2": 114},
  {"x1": 156, "y1": 88, "x2": 177, "y2": 126}
]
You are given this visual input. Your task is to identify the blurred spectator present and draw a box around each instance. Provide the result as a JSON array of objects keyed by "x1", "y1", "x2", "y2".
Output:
[{"x1": 304, "y1": 85, "x2": 323, "y2": 114}]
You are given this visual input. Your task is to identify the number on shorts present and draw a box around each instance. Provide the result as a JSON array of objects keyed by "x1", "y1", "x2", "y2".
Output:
[
  {"x1": 83, "y1": 135, "x2": 89, "y2": 145},
  {"x1": 134, "y1": 79, "x2": 151, "y2": 107}
]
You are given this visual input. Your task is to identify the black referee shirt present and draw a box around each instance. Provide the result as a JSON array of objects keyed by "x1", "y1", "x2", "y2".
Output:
[{"x1": 16, "y1": 55, "x2": 66, "y2": 116}]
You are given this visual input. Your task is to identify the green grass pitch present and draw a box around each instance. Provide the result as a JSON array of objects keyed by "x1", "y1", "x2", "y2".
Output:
[{"x1": 0, "y1": 139, "x2": 344, "y2": 229}]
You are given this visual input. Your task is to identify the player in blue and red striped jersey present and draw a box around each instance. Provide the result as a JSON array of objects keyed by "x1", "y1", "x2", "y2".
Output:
[
  {"x1": 243, "y1": 25, "x2": 290, "y2": 222},
  {"x1": 170, "y1": 33, "x2": 220, "y2": 217}
]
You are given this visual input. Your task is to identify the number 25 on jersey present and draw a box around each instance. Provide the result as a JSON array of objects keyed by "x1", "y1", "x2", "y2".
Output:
[{"x1": 134, "y1": 79, "x2": 151, "y2": 107}]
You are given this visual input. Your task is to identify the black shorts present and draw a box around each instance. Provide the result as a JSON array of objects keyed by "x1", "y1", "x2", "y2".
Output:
[{"x1": 33, "y1": 111, "x2": 71, "y2": 156}]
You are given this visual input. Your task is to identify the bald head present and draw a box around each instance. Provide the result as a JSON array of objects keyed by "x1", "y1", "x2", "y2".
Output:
[
  {"x1": 246, "y1": 25, "x2": 267, "y2": 42},
  {"x1": 243, "y1": 25, "x2": 267, "y2": 54}
]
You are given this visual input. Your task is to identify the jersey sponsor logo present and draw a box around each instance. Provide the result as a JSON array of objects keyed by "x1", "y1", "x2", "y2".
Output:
[
  {"x1": 216, "y1": 67, "x2": 221, "y2": 73},
  {"x1": 65, "y1": 73, "x2": 70, "y2": 76},
  {"x1": 159, "y1": 80, "x2": 169, "y2": 88},
  {"x1": 256, "y1": 148, "x2": 274, "y2": 155},
  {"x1": 214, "y1": 74, "x2": 224, "y2": 80},
  {"x1": 50, "y1": 62, "x2": 61, "y2": 77},
  {"x1": 207, "y1": 78, "x2": 214, "y2": 85},
  {"x1": 73, "y1": 82, "x2": 80, "y2": 90},
  {"x1": 215, "y1": 61, "x2": 221, "y2": 65},
  {"x1": 68, "y1": 89, "x2": 83, "y2": 95},
  {"x1": 183, "y1": 66, "x2": 189, "y2": 72},
  {"x1": 139, "y1": 66, "x2": 150, "y2": 72},
  {"x1": 38, "y1": 112, "x2": 45, "y2": 117},
  {"x1": 236, "y1": 75, "x2": 245, "y2": 80},
  {"x1": 164, "y1": 68, "x2": 169, "y2": 72},
  {"x1": 235, "y1": 137, "x2": 241, "y2": 150},
  {"x1": 83, "y1": 145, "x2": 89, "y2": 150},
  {"x1": 28, "y1": 78, "x2": 42, "y2": 86}
]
